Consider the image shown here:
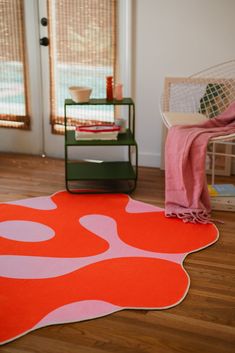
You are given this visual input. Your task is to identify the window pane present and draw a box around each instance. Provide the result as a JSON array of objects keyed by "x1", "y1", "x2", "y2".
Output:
[
  {"x1": 48, "y1": 0, "x2": 117, "y2": 133},
  {"x1": 0, "y1": 0, "x2": 29, "y2": 129}
]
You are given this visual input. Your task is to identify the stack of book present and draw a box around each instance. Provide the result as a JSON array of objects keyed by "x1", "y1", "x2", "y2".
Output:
[
  {"x1": 75, "y1": 124, "x2": 120, "y2": 141},
  {"x1": 208, "y1": 184, "x2": 235, "y2": 211}
]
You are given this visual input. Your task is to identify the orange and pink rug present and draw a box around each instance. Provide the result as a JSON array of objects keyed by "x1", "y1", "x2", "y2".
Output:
[{"x1": 0, "y1": 191, "x2": 218, "y2": 344}]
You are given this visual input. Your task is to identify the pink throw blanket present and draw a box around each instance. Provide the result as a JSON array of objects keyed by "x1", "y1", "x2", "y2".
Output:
[{"x1": 165, "y1": 101, "x2": 235, "y2": 224}]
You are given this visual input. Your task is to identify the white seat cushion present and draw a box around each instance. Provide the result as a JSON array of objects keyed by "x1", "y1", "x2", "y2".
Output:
[{"x1": 162, "y1": 112, "x2": 207, "y2": 127}]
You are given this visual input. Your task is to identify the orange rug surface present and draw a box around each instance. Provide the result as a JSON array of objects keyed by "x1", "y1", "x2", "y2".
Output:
[{"x1": 0, "y1": 191, "x2": 219, "y2": 344}]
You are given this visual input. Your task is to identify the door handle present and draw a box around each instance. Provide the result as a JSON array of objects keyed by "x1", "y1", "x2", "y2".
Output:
[
  {"x1": 40, "y1": 37, "x2": 49, "y2": 46},
  {"x1": 41, "y1": 17, "x2": 48, "y2": 26}
]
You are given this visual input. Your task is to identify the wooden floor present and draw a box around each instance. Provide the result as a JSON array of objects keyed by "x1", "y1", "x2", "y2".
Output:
[{"x1": 0, "y1": 153, "x2": 234, "y2": 353}]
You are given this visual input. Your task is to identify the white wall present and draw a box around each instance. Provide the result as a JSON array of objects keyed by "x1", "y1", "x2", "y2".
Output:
[{"x1": 134, "y1": 0, "x2": 235, "y2": 167}]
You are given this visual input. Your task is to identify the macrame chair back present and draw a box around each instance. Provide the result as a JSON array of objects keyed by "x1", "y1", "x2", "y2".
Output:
[
  {"x1": 160, "y1": 60, "x2": 235, "y2": 183},
  {"x1": 161, "y1": 59, "x2": 235, "y2": 128}
]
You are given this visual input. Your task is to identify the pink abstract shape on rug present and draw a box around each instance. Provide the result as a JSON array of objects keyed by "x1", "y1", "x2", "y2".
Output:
[
  {"x1": 0, "y1": 191, "x2": 218, "y2": 344},
  {"x1": 34, "y1": 300, "x2": 121, "y2": 328},
  {"x1": 125, "y1": 198, "x2": 163, "y2": 213},
  {"x1": 0, "y1": 220, "x2": 55, "y2": 242}
]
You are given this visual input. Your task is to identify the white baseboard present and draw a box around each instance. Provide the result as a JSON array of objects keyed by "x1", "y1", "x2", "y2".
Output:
[{"x1": 138, "y1": 152, "x2": 161, "y2": 168}]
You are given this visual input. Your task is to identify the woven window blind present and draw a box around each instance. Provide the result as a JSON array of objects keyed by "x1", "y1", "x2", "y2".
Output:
[
  {"x1": 0, "y1": 0, "x2": 29, "y2": 129},
  {"x1": 48, "y1": 0, "x2": 117, "y2": 133}
]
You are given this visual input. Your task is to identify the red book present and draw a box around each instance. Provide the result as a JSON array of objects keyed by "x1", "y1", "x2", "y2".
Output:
[
  {"x1": 75, "y1": 124, "x2": 120, "y2": 141},
  {"x1": 76, "y1": 124, "x2": 120, "y2": 133}
]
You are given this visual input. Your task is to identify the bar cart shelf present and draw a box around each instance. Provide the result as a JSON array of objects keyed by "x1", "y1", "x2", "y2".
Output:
[{"x1": 64, "y1": 98, "x2": 138, "y2": 193}]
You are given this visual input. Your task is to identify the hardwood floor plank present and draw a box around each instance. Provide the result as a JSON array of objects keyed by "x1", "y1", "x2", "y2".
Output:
[{"x1": 0, "y1": 153, "x2": 234, "y2": 353}]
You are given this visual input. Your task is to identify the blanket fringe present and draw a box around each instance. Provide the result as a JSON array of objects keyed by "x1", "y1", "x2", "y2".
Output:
[{"x1": 165, "y1": 210, "x2": 212, "y2": 224}]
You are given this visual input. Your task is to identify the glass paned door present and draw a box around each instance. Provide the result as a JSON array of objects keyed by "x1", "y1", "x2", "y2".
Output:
[
  {"x1": 0, "y1": 0, "x2": 127, "y2": 159},
  {"x1": 48, "y1": 0, "x2": 117, "y2": 133}
]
